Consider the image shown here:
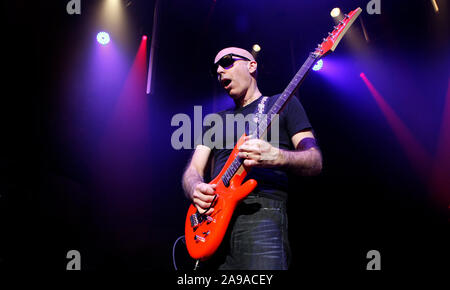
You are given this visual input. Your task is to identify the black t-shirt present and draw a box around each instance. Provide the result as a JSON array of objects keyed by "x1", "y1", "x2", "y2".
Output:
[{"x1": 200, "y1": 94, "x2": 312, "y2": 201}]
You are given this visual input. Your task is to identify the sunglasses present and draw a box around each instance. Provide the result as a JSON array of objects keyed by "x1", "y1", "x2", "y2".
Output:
[{"x1": 210, "y1": 53, "x2": 251, "y2": 76}]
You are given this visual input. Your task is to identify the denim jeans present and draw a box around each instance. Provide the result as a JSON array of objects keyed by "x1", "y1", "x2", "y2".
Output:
[{"x1": 203, "y1": 195, "x2": 290, "y2": 270}]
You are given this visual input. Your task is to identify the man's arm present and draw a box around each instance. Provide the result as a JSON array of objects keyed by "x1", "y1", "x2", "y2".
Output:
[
  {"x1": 237, "y1": 130, "x2": 322, "y2": 176},
  {"x1": 279, "y1": 130, "x2": 322, "y2": 176},
  {"x1": 182, "y1": 145, "x2": 216, "y2": 214}
]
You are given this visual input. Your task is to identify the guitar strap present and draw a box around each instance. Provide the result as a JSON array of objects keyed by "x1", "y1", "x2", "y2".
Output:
[{"x1": 251, "y1": 96, "x2": 268, "y2": 138}]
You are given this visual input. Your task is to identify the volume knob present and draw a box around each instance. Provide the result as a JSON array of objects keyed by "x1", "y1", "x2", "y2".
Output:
[{"x1": 194, "y1": 235, "x2": 206, "y2": 242}]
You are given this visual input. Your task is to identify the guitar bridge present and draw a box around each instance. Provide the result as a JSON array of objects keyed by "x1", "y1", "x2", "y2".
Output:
[
  {"x1": 190, "y1": 212, "x2": 206, "y2": 228},
  {"x1": 190, "y1": 213, "x2": 199, "y2": 227}
]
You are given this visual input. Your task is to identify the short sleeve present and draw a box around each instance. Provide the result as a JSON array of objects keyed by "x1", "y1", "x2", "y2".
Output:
[{"x1": 283, "y1": 96, "x2": 312, "y2": 138}]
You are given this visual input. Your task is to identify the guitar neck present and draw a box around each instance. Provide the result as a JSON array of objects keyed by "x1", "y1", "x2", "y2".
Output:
[
  {"x1": 256, "y1": 52, "x2": 319, "y2": 138},
  {"x1": 221, "y1": 52, "x2": 320, "y2": 187}
]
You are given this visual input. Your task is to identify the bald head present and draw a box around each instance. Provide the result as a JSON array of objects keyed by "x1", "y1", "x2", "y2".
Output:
[
  {"x1": 214, "y1": 47, "x2": 255, "y2": 63},
  {"x1": 212, "y1": 46, "x2": 260, "y2": 103}
]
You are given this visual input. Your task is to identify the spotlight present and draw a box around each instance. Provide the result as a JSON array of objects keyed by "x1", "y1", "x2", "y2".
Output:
[
  {"x1": 312, "y1": 59, "x2": 323, "y2": 71},
  {"x1": 252, "y1": 44, "x2": 261, "y2": 52},
  {"x1": 430, "y1": 0, "x2": 439, "y2": 13},
  {"x1": 97, "y1": 31, "x2": 110, "y2": 45},
  {"x1": 330, "y1": 7, "x2": 341, "y2": 18},
  {"x1": 142, "y1": 35, "x2": 148, "y2": 41}
]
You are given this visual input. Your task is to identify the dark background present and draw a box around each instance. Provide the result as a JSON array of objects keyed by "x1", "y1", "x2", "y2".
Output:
[{"x1": 1, "y1": 0, "x2": 449, "y2": 275}]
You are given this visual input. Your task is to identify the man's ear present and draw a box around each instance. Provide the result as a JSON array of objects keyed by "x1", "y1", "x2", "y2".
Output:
[{"x1": 248, "y1": 61, "x2": 257, "y2": 74}]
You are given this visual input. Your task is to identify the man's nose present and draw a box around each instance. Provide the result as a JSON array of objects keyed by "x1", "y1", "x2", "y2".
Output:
[
  {"x1": 216, "y1": 66, "x2": 225, "y2": 81},
  {"x1": 217, "y1": 65, "x2": 225, "y2": 74}
]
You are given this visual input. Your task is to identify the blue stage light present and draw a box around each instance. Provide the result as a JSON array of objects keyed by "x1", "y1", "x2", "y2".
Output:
[
  {"x1": 312, "y1": 59, "x2": 323, "y2": 71},
  {"x1": 97, "y1": 31, "x2": 110, "y2": 45}
]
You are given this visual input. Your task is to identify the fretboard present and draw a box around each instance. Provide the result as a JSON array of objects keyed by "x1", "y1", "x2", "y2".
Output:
[
  {"x1": 221, "y1": 52, "x2": 320, "y2": 187},
  {"x1": 258, "y1": 52, "x2": 319, "y2": 138}
]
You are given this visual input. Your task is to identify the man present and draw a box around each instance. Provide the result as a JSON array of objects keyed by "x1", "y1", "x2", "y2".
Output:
[{"x1": 182, "y1": 47, "x2": 322, "y2": 270}]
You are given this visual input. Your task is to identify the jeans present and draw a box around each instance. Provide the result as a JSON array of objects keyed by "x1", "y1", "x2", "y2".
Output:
[{"x1": 203, "y1": 195, "x2": 290, "y2": 270}]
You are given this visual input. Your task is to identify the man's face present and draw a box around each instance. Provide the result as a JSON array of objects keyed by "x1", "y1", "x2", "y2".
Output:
[{"x1": 213, "y1": 48, "x2": 256, "y2": 100}]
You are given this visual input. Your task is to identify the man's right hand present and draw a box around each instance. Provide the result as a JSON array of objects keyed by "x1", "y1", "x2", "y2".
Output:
[{"x1": 191, "y1": 182, "x2": 217, "y2": 215}]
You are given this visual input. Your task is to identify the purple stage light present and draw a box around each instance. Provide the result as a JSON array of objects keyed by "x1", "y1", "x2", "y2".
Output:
[
  {"x1": 97, "y1": 31, "x2": 110, "y2": 45},
  {"x1": 313, "y1": 59, "x2": 323, "y2": 71}
]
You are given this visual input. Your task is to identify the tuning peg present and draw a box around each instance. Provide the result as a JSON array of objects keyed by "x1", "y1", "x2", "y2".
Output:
[
  {"x1": 344, "y1": 13, "x2": 349, "y2": 18},
  {"x1": 328, "y1": 32, "x2": 333, "y2": 37},
  {"x1": 339, "y1": 20, "x2": 345, "y2": 25}
]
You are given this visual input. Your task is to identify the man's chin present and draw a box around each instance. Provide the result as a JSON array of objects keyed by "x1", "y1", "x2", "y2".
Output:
[{"x1": 227, "y1": 89, "x2": 242, "y2": 100}]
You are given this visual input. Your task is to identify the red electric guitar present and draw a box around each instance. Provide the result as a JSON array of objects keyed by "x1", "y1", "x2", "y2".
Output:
[{"x1": 185, "y1": 7, "x2": 362, "y2": 261}]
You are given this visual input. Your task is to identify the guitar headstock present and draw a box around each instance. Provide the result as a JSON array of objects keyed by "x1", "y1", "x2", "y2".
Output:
[{"x1": 313, "y1": 7, "x2": 362, "y2": 58}]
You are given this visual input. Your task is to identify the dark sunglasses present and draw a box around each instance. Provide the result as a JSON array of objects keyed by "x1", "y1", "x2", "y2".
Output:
[{"x1": 210, "y1": 53, "x2": 251, "y2": 76}]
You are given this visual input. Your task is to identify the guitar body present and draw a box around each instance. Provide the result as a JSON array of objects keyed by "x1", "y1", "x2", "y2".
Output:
[{"x1": 185, "y1": 134, "x2": 257, "y2": 260}]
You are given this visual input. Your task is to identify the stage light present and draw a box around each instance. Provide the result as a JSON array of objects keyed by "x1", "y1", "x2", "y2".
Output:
[
  {"x1": 360, "y1": 72, "x2": 432, "y2": 182},
  {"x1": 97, "y1": 31, "x2": 110, "y2": 45},
  {"x1": 252, "y1": 44, "x2": 261, "y2": 52},
  {"x1": 330, "y1": 7, "x2": 341, "y2": 18},
  {"x1": 97, "y1": 0, "x2": 129, "y2": 45},
  {"x1": 312, "y1": 59, "x2": 323, "y2": 71},
  {"x1": 431, "y1": 0, "x2": 439, "y2": 13},
  {"x1": 142, "y1": 35, "x2": 148, "y2": 41}
]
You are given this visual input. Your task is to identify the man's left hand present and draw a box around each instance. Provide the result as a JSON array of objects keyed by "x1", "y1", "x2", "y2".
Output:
[{"x1": 238, "y1": 136, "x2": 283, "y2": 168}]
